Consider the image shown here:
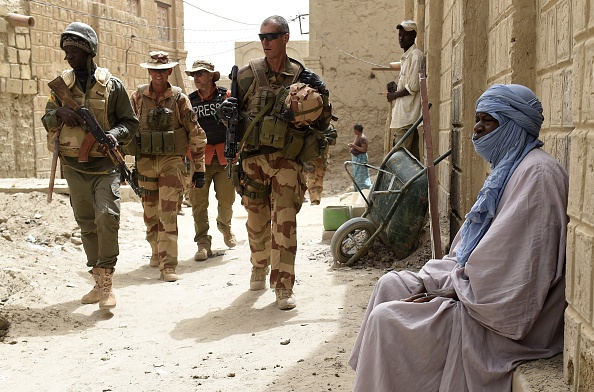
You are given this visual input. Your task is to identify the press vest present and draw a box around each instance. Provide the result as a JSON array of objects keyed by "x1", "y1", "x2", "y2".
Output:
[
  {"x1": 136, "y1": 84, "x2": 189, "y2": 156},
  {"x1": 189, "y1": 87, "x2": 227, "y2": 145},
  {"x1": 58, "y1": 67, "x2": 112, "y2": 158}
]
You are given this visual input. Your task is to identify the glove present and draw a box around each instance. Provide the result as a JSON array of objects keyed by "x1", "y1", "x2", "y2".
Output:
[
  {"x1": 217, "y1": 97, "x2": 238, "y2": 120},
  {"x1": 192, "y1": 172, "x2": 206, "y2": 188},
  {"x1": 386, "y1": 81, "x2": 397, "y2": 93},
  {"x1": 299, "y1": 69, "x2": 327, "y2": 94}
]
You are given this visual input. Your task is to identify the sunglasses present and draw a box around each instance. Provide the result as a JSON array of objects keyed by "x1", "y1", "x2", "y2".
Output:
[
  {"x1": 258, "y1": 32, "x2": 287, "y2": 41},
  {"x1": 191, "y1": 71, "x2": 204, "y2": 77}
]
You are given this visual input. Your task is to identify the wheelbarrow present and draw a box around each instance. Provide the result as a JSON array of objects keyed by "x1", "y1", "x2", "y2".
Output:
[{"x1": 331, "y1": 114, "x2": 451, "y2": 265}]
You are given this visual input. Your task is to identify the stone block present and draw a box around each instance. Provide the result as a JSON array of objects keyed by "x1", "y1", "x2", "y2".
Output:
[
  {"x1": 563, "y1": 68, "x2": 573, "y2": 127},
  {"x1": 20, "y1": 64, "x2": 31, "y2": 79},
  {"x1": 566, "y1": 221, "x2": 578, "y2": 301},
  {"x1": 556, "y1": 0, "x2": 571, "y2": 62},
  {"x1": 540, "y1": 75, "x2": 552, "y2": 129},
  {"x1": 567, "y1": 129, "x2": 586, "y2": 217},
  {"x1": 577, "y1": 326, "x2": 594, "y2": 389},
  {"x1": 564, "y1": 309, "x2": 580, "y2": 386},
  {"x1": 22, "y1": 79, "x2": 37, "y2": 95},
  {"x1": 512, "y1": 354, "x2": 570, "y2": 392},
  {"x1": 15, "y1": 34, "x2": 26, "y2": 49},
  {"x1": 550, "y1": 70, "x2": 564, "y2": 127},
  {"x1": 0, "y1": 18, "x2": 6, "y2": 33},
  {"x1": 5, "y1": 78, "x2": 22, "y2": 94},
  {"x1": 573, "y1": 226, "x2": 594, "y2": 321},
  {"x1": 10, "y1": 64, "x2": 20, "y2": 79},
  {"x1": 7, "y1": 31, "x2": 15, "y2": 47},
  {"x1": 18, "y1": 49, "x2": 30, "y2": 64},
  {"x1": 0, "y1": 78, "x2": 5, "y2": 93},
  {"x1": 582, "y1": 134, "x2": 594, "y2": 226},
  {"x1": 0, "y1": 63, "x2": 9, "y2": 78},
  {"x1": 6, "y1": 46, "x2": 17, "y2": 63},
  {"x1": 572, "y1": 0, "x2": 587, "y2": 35}
]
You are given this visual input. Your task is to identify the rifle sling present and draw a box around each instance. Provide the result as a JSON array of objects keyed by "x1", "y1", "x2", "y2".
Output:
[{"x1": 238, "y1": 98, "x2": 275, "y2": 151}]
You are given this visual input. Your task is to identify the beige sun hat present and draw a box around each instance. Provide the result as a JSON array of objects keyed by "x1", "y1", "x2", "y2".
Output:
[
  {"x1": 140, "y1": 51, "x2": 178, "y2": 69},
  {"x1": 185, "y1": 60, "x2": 220, "y2": 82}
]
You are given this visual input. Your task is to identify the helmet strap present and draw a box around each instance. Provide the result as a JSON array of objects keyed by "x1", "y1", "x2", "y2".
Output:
[{"x1": 84, "y1": 55, "x2": 92, "y2": 107}]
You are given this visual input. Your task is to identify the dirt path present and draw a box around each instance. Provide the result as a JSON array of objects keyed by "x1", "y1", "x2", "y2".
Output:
[{"x1": 0, "y1": 184, "x2": 388, "y2": 391}]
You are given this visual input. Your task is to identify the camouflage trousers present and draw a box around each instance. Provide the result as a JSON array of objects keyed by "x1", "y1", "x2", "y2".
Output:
[
  {"x1": 63, "y1": 166, "x2": 121, "y2": 269},
  {"x1": 189, "y1": 159, "x2": 235, "y2": 248},
  {"x1": 305, "y1": 155, "x2": 327, "y2": 204},
  {"x1": 137, "y1": 154, "x2": 186, "y2": 270},
  {"x1": 241, "y1": 151, "x2": 306, "y2": 290}
]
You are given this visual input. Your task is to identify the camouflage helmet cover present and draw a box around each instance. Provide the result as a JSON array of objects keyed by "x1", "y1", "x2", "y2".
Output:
[{"x1": 60, "y1": 22, "x2": 98, "y2": 57}]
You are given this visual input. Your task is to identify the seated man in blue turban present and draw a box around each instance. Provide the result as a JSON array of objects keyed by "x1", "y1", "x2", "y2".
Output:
[{"x1": 349, "y1": 84, "x2": 569, "y2": 392}]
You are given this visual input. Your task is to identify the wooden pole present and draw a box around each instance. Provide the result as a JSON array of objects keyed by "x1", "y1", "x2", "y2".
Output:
[{"x1": 419, "y1": 68, "x2": 443, "y2": 259}]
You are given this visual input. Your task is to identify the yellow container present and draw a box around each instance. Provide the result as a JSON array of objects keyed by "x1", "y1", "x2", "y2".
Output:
[{"x1": 323, "y1": 206, "x2": 352, "y2": 231}]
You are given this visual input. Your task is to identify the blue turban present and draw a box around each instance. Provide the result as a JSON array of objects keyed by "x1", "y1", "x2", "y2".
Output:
[{"x1": 456, "y1": 84, "x2": 544, "y2": 266}]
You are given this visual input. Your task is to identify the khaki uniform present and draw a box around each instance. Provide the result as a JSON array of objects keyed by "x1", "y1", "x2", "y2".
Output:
[
  {"x1": 305, "y1": 150, "x2": 329, "y2": 204},
  {"x1": 236, "y1": 57, "x2": 331, "y2": 291},
  {"x1": 130, "y1": 84, "x2": 206, "y2": 270},
  {"x1": 42, "y1": 68, "x2": 139, "y2": 269}
]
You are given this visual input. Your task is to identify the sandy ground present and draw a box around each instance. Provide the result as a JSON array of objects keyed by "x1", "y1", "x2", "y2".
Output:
[{"x1": 0, "y1": 173, "x2": 431, "y2": 392}]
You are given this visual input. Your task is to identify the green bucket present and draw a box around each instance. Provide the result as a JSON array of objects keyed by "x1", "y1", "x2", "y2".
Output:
[{"x1": 323, "y1": 206, "x2": 352, "y2": 231}]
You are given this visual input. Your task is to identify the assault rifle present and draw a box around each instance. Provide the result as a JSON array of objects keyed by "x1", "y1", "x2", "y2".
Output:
[
  {"x1": 224, "y1": 65, "x2": 239, "y2": 179},
  {"x1": 47, "y1": 76, "x2": 143, "y2": 198}
]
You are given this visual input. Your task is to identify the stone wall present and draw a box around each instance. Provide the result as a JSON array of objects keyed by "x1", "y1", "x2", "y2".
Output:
[
  {"x1": 0, "y1": 0, "x2": 189, "y2": 179},
  {"x1": 0, "y1": 1, "x2": 36, "y2": 178},
  {"x1": 309, "y1": 0, "x2": 406, "y2": 174}
]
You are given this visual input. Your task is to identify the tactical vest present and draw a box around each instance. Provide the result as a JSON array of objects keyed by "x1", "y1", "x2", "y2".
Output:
[
  {"x1": 58, "y1": 68, "x2": 112, "y2": 158},
  {"x1": 239, "y1": 57, "x2": 327, "y2": 163},
  {"x1": 238, "y1": 58, "x2": 300, "y2": 156},
  {"x1": 189, "y1": 87, "x2": 227, "y2": 145},
  {"x1": 136, "y1": 85, "x2": 188, "y2": 156}
]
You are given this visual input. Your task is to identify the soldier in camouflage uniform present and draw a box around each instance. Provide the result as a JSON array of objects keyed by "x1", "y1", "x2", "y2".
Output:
[
  {"x1": 42, "y1": 22, "x2": 139, "y2": 310},
  {"x1": 218, "y1": 15, "x2": 332, "y2": 309},
  {"x1": 130, "y1": 52, "x2": 207, "y2": 282},
  {"x1": 304, "y1": 151, "x2": 328, "y2": 205}
]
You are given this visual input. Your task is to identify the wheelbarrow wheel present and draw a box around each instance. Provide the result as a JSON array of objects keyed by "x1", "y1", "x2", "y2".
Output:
[{"x1": 331, "y1": 217, "x2": 378, "y2": 263}]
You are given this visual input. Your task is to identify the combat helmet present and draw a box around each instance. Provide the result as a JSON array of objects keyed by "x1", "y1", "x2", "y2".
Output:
[{"x1": 60, "y1": 22, "x2": 98, "y2": 57}]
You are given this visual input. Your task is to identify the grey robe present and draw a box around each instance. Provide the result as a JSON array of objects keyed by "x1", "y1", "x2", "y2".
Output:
[{"x1": 349, "y1": 148, "x2": 569, "y2": 392}]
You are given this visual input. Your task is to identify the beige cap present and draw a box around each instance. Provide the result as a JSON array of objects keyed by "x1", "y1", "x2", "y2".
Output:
[
  {"x1": 185, "y1": 60, "x2": 220, "y2": 82},
  {"x1": 140, "y1": 51, "x2": 178, "y2": 69},
  {"x1": 397, "y1": 20, "x2": 417, "y2": 32}
]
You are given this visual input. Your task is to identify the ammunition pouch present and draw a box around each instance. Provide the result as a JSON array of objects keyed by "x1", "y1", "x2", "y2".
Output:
[
  {"x1": 298, "y1": 128, "x2": 328, "y2": 163},
  {"x1": 139, "y1": 128, "x2": 188, "y2": 155}
]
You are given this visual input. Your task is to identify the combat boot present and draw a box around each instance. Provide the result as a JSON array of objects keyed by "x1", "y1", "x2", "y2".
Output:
[
  {"x1": 149, "y1": 243, "x2": 159, "y2": 268},
  {"x1": 276, "y1": 288, "x2": 296, "y2": 310},
  {"x1": 250, "y1": 266, "x2": 269, "y2": 291},
  {"x1": 149, "y1": 254, "x2": 159, "y2": 268},
  {"x1": 194, "y1": 245, "x2": 212, "y2": 261},
  {"x1": 160, "y1": 267, "x2": 179, "y2": 282},
  {"x1": 97, "y1": 267, "x2": 116, "y2": 310},
  {"x1": 220, "y1": 227, "x2": 237, "y2": 248},
  {"x1": 81, "y1": 267, "x2": 101, "y2": 304}
]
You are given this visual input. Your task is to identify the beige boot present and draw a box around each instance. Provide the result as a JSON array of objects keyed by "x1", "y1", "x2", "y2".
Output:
[
  {"x1": 250, "y1": 266, "x2": 269, "y2": 291},
  {"x1": 149, "y1": 243, "x2": 159, "y2": 268},
  {"x1": 160, "y1": 267, "x2": 179, "y2": 282},
  {"x1": 193, "y1": 245, "x2": 212, "y2": 262},
  {"x1": 220, "y1": 227, "x2": 237, "y2": 248},
  {"x1": 97, "y1": 267, "x2": 116, "y2": 309},
  {"x1": 275, "y1": 288, "x2": 296, "y2": 310},
  {"x1": 81, "y1": 267, "x2": 101, "y2": 304}
]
